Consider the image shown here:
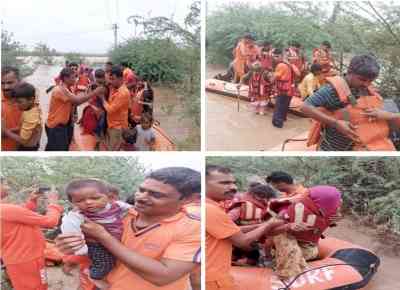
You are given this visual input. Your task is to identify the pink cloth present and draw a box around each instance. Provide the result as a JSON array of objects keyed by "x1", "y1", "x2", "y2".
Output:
[{"x1": 309, "y1": 186, "x2": 342, "y2": 217}]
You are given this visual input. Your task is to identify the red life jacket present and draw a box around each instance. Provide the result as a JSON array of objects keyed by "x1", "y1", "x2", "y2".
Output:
[
  {"x1": 267, "y1": 196, "x2": 330, "y2": 244},
  {"x1": 286, "y1": 47, "x2": 304, "y2": 73},
  {"x1": 275, "y1": 62, "x2": 300, "y2": 97},
  {"x1": 249, "y1": 72, "x2": 262, "y2": 99},
  {"x1": 229, "y1": 194, "x2": 267, "y2": 225}
]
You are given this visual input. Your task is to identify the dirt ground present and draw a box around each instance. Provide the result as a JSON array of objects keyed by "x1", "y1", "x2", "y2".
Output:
[
  {"x1": 326, "y1": 216, "x2": 400, "y2": 290},
  {"x1": 23, "y1": 63, "x2": 196, "y2": 150},
  {"x1": 206, "y1": 64, "x2": 310, "y2": 151}
]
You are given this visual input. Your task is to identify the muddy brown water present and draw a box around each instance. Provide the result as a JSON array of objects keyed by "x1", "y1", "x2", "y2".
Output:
[
  {"x1": 24, "y1": 64, "x2": 195, "y2": 150},
  {"x1": 326, "y1": 216, "x2": 400, "y2": 290},
  {"x1": 206, "y1": 65, "x2": 310, "y2": 151}
]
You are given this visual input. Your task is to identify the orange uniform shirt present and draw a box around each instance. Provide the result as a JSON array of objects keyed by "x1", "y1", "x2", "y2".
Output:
[
  {"x1": 46, "y1": 86, "x2": 73, "y2": 128},
  {"x1": 106, "y1": 208, "x2": 200, "y2": 290},
  {"x1": 0, "y1": 203, "x2": 64, "y2": 265},
  {"x1": 274, "y1": 63, "x2": 292, "y2": 81},
  {"x1": 104, "y1": 85, "x2": 130, "y2": 129},
  {"x1": 1, "y1": 91, "x2": 23, "y2": 150},
  {"x1": 206, "y1": 198, "x2": 241, "y2": 283}
]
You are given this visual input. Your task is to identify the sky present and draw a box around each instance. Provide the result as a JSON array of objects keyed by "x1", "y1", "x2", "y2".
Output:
[
  {"x1": 138, "y1": 154, "x2": 202, "y2": 172},
  {"x1": 1, "y1": 0, "x2": 194, "y2": 54}
]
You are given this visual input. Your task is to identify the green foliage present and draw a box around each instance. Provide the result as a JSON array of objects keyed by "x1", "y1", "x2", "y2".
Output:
[
  {"x1": 0, "y1": 269, "x2": 12, "y2": 290},
  {"x1": 64, "y1": 52, "x2": 85, "y2": 64},
  {"x1": 1, "y1": 29, "x2": 33, "y2": 77},
  {"x1": 1, "y1": 157, "x2": 146, "y2": 201},
  {"x1": 206, "y1": 157, "x2": 400, "y2": 234},
  {"x1": 207, "y1": 1, "x2": 400, "y2": 100},
  {"x1": 111, "y1": 0, "x2": 200, "y2": 147},
  {"x1": 111, "y1": 38, "x2": 185, "y2": 83}
]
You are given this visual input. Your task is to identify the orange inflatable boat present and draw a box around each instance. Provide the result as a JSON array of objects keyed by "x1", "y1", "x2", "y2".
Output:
[
  {"x1": 232, "y1": 237, "x2": 379, "y2": 290},
  {"x1": 205, "y1": 78, "x2": 305, "y2": 116},
  {"x1": 69, "y1": 123, "x2": 176, "y2": 151},
  {"x1": 271, "y1": 131, "x2": 314, "y2": 151}
]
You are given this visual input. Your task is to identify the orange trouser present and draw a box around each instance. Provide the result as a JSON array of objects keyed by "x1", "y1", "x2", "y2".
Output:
[
  {"x1": 206, "y1": 276, "x2": 238, "y2": 290},
  {"x1": 6, "y1": 257, "x2": 47, "y2": 290}
]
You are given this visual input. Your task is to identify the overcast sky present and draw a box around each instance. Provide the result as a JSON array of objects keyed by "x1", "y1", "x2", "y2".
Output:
[
  {"x1": 1, "y1": 0, "x2": 194, "y2": 54},
  {"x1": 139, "y1": 154, "x2": 202, "y2": 172}
]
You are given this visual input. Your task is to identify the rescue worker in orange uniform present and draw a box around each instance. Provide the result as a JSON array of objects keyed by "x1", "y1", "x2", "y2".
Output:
[
  {"x1": 206, "y1": 165, "x2": 286, "y2": 290},
  {"x1": 0, "y1": 178, "x2": 64, "y2": 290},
  {"x1": 1, "y1": 66, "x2": 22, "y2": 151},
  {"x1": 232, "y1": 34, "x2": 259, "y2": 83},
  {"x1": 301, "y1": 54, "x2": 397, "y2": 151}
]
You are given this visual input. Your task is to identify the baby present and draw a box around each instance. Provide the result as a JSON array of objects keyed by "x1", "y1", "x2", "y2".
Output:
[
  {"x1": 61, "y1": 178, "x2": 132, "y2": 289},
  {"x1": 266, "y1": 185, "x2": 342, "y2": 279}
]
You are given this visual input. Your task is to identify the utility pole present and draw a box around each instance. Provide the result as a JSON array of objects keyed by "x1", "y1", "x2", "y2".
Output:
[{"x1": 112, "y1": 23, "x2": 119, "y2": 48}]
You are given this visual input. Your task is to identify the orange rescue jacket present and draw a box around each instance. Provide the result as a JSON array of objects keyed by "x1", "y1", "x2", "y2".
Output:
[{"x1": 307, "y1": 76, "x2": 395, "y2": 150}]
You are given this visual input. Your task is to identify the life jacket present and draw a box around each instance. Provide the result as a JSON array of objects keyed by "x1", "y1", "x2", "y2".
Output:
[
  {"x1": 268, "y1": 196, "x2": 330, "y2": 244},
  {"x1": 228, "y1": 194, "x2": 267, "y2": 225},
  {"x1": 307, "y1": 76, "x2": 395, "y2": 151},
  {"x1": 286, "y1": 47, "x2": 305, "y2": 74},
  {"x1": 249, "y1": 72, "x2": 262, "y2": 99},
  {"x1": 275, "y1": 62, "x2": 300, "y2": 97},
  {"x1": 76, "y1": 74, "x2": 91, "y2": 92}
]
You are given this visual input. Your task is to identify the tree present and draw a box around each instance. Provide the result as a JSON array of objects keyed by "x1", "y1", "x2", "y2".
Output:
[
  {"x1": 1, "y1": 157, "x2": 146, "y2": 202},
  {"x1": 0, "y1": 29, "x2": 33, "y2": 76},
  {"x1": 33, "y1": 42, "x2": 54, "y2": 65}
]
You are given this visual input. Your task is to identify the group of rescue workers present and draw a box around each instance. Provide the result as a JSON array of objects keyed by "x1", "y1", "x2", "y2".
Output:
[
  {"x1": 219, "y1": 34, "x2": 400, "y2": 151},
  {"x1": 206, "y1": 165, "x2": 343, "y2": 289},
  {"x1": 1, "y1": 167, "x2": 201, "y2": 290},
  {"x1": 1, "y1": 60, "x2": 156, "y2": 151}
]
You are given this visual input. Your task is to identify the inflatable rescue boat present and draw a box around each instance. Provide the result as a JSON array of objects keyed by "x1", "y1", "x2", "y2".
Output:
[
  {"x1": 232, "y1": 237, "x2": 379, "y2": 290},
  {"x1": 205, "y1": 78, "x2": 305, "y2": 116},
  {"x1": 69, "y1": 123, "x2": 176, "y2": 151}
]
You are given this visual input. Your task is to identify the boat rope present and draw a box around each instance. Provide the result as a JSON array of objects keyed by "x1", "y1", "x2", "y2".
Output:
[{"x1": 277, "y1": 262, "x2": 378, "y2": 290}]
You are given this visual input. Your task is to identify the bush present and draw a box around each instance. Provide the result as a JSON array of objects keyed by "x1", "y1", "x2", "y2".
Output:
[{"x1": 110, "y1": 38, "x2": 186, "y2": 83}]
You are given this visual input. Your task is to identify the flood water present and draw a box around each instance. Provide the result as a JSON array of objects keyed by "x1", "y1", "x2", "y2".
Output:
[
  {"x1": 206, "y1": 65, "x2": 310, "y2": 151},
  {"x1": 327, "y1": 217, "x2": 400, "y2": 290}
]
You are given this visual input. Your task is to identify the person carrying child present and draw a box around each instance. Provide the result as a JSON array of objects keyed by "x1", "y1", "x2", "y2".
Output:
[
  {"x1": 61, "y1": 178, "x2": 133, "y2": 290},
  {"x1": 79, "y1": 69, "x2": 109, "y2": 145},
  {"x1": 301, "y1": 54, "x2": 396, "y2": 151},
  {"x1": 2, "y1": 82, "x2": 42, "y2": 151},
  {"x1": 265, "y1": 185, "x2": 342, "y2": 279}
]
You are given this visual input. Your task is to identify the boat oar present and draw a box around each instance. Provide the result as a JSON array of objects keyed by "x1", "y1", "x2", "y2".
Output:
[{"x1": 237, "y1": 84, "x2": 241, "y2": 112}]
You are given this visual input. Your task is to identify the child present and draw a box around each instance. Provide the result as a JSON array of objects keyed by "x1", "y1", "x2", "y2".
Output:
[
  {"x1": 61, "y1": 178, "x2": 132, "y2": 289},
  {"x1": 298, "y1": 63, "x2": 322, "y2": 100},
  {"x1": 1, "y1": 82, "x2": 42, "y2": 151},
  {"x1": 228, "y1": 183, "x2": 277, "y2": 225},
  {"x1": 266, "y1": 185, "x2": 342, "y2": 279},
  {"x1": 228, "y1": 183, "x2": 277, "y2": 266},
  {"x1": 134, "y1": 112, "x2": 156, "y2": 151},
  {"x1": 80, "y1": 69, "x2": 109, "y2": 150},
  {"x1": 241, "y1": 62, "x2": 273, "y2": 115}
]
